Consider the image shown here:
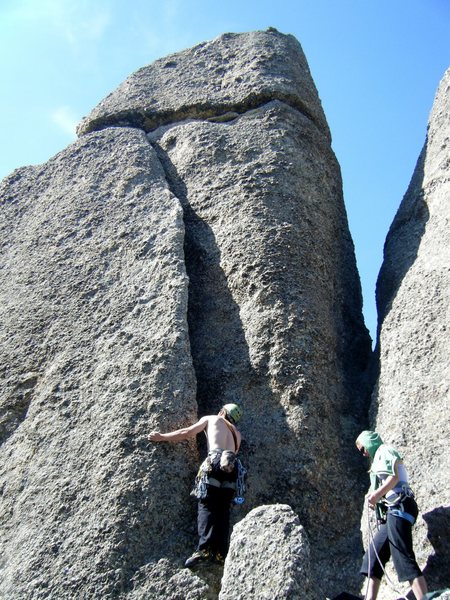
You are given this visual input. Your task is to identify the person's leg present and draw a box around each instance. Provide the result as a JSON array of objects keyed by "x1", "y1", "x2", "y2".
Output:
[
  {"x1": 196, "y1": 495, "x2": 214, "y2": 553},
  {"x1": 210, "y1": 489, "x2": 234, "y2": 559},
  {"x1": 185, "y1": 495, "x2": 215, "y2": 567},
  {"x1": 386, "y1": 505, "x2": 423, "y2": 586},
  {"x1": 365, "y1": 576, "x2": 381, "y2": 600},
  {"x1": 360, "y1": 523, "x2": 390, "y2": 583},
  {"x1": 410, "y1": 575, "x2": 428, "y2": 600}
]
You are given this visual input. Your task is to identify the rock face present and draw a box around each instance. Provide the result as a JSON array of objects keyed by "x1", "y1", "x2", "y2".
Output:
[
  {"x1": 0, "y1": 128, "x2": 204, "y2": 598},
  {"x1": 371, "y1": 68, "x2": 450, "y2": 597},
  {"x1": 0, "y1": 30, "x2": 372, "y2": 599},
  {"x1": 220, "y1": 504, "x2": 319, "y2": 600},
  {"x1": 77, "y1": 30, "x2": 330, "y2": 141}
]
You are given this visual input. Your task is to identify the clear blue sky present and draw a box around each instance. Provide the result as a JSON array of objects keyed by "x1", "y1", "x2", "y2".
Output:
[{"x1": 1, "y1": 0, "x2": 449, "y2": 343}]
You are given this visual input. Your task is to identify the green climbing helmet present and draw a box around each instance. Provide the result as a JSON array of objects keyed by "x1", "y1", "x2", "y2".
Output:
[{"x1": 222, "y1": 403, "x2": 243, "y2": 424}]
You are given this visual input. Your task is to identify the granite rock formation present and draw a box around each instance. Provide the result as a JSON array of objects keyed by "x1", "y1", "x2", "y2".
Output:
[
  {"x1": 0, "y1": 128, "x2": 204, "y2": 598},
  {"x1": 1, "y1": 29, "x2": 373, "y2": 599},
  {"x1": 76, "y1": 30, "x2": 330, "y2": 140},
  {"x1": 369, "y1": 68, "x2": 450, "y2": 598},
  {"x1": 220, "y1": 504, "x2": 319, "y2": 600}
]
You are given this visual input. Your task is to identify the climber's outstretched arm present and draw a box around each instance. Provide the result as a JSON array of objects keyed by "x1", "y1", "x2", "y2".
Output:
[{"x1": 149, "y1": 416, "x2": 208, "y2": 443}]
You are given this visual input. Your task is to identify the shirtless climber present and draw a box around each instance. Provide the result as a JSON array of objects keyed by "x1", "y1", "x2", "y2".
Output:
[{"x1": 149, "y1": 403, "x2": 243, "y2": 567}]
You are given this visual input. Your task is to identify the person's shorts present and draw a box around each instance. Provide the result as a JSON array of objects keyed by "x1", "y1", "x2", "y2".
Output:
[{"x1": 360, "y1": 497, "x2": 422, "y2": 582}]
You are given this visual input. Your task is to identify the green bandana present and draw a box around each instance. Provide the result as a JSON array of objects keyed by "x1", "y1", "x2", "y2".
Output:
[{"x1": 356, "y1": 430, "x2": 383, "y2": 459}]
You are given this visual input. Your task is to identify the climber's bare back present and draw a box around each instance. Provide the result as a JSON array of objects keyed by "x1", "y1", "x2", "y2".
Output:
[{"x1": 204, "y1": 415, "x2": 240, "y2": 452}]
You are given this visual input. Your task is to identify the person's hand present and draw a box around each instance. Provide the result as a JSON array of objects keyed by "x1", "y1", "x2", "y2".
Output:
[
  {"x1": 149, "y1": 431, "x2": 163, "y2": 442},
  {"x1": 367, "y1": 491, "x2": 380, "y2": 508}
]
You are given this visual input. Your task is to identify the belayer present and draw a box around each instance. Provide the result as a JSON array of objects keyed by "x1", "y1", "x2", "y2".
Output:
[
  {"x1": 355, "y1": 430, "x2": 428, "y2": 600},
  {"x1": 149, "y1": 403, "x2": 244, "y2": 568}
]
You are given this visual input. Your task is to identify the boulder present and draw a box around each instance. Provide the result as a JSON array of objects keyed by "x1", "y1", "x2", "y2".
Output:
[{"x1": 220, "y1": 504, "x2": 319, "y2": 600}]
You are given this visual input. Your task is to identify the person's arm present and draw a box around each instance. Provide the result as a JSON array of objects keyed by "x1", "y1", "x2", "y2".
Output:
[
  {"x1": 367, "y1": 460, "x2": 400, "y2": 507},
  {"x1": 149, "y1": 416, "x2": 208, "y2": 443},
  {"x1": 234, "y1": 428, "x2": 241, "y2": 453}
]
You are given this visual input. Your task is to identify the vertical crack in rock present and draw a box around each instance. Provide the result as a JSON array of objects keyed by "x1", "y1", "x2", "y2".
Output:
[{"x1": 149, "y1": 137, "x2": 252, "y2": 421}]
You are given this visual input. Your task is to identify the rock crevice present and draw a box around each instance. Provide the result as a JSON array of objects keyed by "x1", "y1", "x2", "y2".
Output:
[{"x1": 78, "y1": 93, "x2": 329, "y2": 141}]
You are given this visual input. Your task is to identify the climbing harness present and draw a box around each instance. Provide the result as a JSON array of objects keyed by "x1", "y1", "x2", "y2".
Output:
[
  {"x1": 383, "y1": 484, "x2": 416, "y2": 522},
  {"x1": 388, "y1": 508, "x2": 416, "y2": 524},
  {"x1": 190, "y1": 450, "x2": 247, "y2": 502},
  {"x1": 207, "y1": 477, "x2": 236, "y2": 490}
]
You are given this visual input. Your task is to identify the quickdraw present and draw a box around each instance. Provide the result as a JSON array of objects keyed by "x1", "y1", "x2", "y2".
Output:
[{"x1": 235, "y1": 458, "x2": 247, "y2": 501}]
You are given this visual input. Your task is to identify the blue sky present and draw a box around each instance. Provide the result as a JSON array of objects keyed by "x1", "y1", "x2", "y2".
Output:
[{"x1": 1, "y1": 0, "x2": 449, "y2": 343}]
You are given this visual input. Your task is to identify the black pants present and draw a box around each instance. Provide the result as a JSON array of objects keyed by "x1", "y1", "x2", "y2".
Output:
[
  {"x1": 361, "y1": 497, "x2": 422, "y2": 582},
  {"x1": 197, "y1": 485, "x2": 235, "y2": 557}
]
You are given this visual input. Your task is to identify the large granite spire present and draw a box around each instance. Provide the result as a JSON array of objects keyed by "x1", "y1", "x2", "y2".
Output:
[{"x1": 0, "y1": 30, "x2": 371, "y2": 599}]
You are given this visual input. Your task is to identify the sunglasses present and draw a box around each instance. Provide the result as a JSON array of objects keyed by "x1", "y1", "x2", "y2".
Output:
[{"x1": 358, "y1": 446, "x2": 365, "y2": 455}]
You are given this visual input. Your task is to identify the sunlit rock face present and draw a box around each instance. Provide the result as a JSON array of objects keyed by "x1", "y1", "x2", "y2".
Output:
[
  {"x1": 220, "y1": 504, "x2": 320, "y2": 600},
  {"x1": 371, "y1": 67, "x2": 450, "y2": 598},
  {"x1": 77, "y1": 29, "x2": 331, "y2": 140},
  {"x1": 0, "y1": 30, "x2": 371, "y2": 599},
  {"x1": 0, "y1": 127, "x2": 203, "y2": 598}
]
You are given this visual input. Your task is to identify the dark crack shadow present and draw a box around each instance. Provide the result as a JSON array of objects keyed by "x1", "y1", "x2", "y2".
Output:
[
  {"x1": 152, "y1": 147, "x2": 254, "y2": 416},
  {"x1": 422, "y1": 506, "x2": 450, "y2": 590},
  {"x1": 375, "y1": 144, "x2": 429, "y2": 338},
  {"x1": 184, "y1": 210, "x2": 251, "y2": 416}
]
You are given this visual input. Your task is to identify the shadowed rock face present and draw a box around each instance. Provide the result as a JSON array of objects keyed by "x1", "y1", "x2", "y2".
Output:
[
  {"x1": 0, "y1": 30, "x2": 372, "y2": 599},
  {"x1": 371, "y1": 68, "x2": 450, "y2": 598}
]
